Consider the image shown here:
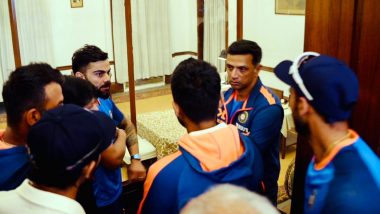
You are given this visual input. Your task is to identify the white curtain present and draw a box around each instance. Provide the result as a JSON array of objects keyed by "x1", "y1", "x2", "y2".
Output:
[
  {"x1": 0, "y1": 0, "x2": 16, "y2": 102},
  {"x1": 204, "y1": 0, "x2": 226, "y2": 73},
  {"x1": 131, "y1": 0, "x2": 172, "y2": 79},
  {"x1": 14, "y1": 0, "x2": 54, "y2": 65},
  {"x1": 112, "y1": 0, "x2": 129, "y2": 83}
]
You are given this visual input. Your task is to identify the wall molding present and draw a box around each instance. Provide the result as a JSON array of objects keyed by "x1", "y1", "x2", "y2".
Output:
[{"x1": 171, "y1": 51, "x2": 198, "y2": 58}]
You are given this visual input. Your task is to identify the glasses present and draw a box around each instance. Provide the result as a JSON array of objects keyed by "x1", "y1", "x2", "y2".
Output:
[{"x1": 289, "y1": 52, "x2": 320, "y2": 101}]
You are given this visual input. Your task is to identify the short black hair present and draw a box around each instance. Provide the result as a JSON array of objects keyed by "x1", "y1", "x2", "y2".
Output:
[
  {"x1": 62, "y1": 76, "x2": 97, "y2": 107},
  {"x1": 227, "y1": 40, "x2": 262, "y2": 65},
  {"x1": 2, "y1": 63, "x2": 63, "y2": 128},
  {"x1": 171, "y1": 58, "x2": 221, "y2": 123},
  {"x1": 72, "y1": 44, "x2": 108, "y2": 74}
]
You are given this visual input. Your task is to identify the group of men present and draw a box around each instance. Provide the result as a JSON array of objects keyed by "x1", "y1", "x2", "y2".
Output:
[
  {"x1": 0, "y1": 45, "x2": 146, "y2": 213},
  {"x1": 0, "y1": 39, "x2": 379, "y2": 214}
]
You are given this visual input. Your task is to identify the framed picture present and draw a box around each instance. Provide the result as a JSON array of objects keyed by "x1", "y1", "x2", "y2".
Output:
[
  {"x1": 71, "y1": 0, "x2": 83, "y2": 8},
  {"x1": 275, "y1": 0, "x2": 305, "y2": 15}
]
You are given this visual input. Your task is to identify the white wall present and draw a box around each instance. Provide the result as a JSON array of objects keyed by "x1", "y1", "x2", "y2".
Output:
[
  {"x1": 243, "y1": 0, "x2": 305, "y2": 67},
  {"x1": 243, "y1": 0, "x2": 305, "y2": 95},
  {"x1": 49, "y1": 0, "x2": 113, "y2": 66}
]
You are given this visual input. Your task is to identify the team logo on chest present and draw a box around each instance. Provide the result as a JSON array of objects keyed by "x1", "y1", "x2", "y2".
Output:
[{"x1": 238, "y1": 111, "x2": 249, "y2": 123}]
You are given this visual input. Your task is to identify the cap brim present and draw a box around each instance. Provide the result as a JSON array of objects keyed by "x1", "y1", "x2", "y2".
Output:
[{"x1": 274, "y1": 60, "x2": 296, "y2": 87}]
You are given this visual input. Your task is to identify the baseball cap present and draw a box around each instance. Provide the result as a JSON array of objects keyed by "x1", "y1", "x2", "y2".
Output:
[
  {"x1": 27, "y1": 104, "x2": 116, "y2": 174},
  {"x1": 274, "y1": 52, "x2": 359, "y2": 123}
]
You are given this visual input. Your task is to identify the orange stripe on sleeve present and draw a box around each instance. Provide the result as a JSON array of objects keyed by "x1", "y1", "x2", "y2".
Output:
[
  {"x1": 260, "y1": 87, "x2": 276, "y2": 105},
  {"x1": 137, "y1": 151, "x2": 182, "y2": 214}
]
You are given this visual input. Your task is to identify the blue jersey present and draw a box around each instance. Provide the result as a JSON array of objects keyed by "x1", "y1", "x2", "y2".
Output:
[
  {"x1": 98, "y1": 97, "x2": 124, "y2": 126},
  {"x1": 93, "y1": 97, "x2": 124, "y2": 207},
  {"x1": 305, "y1": 130, "x2": 380, "y2": 214},
  {"x1": 0, "y1": 145, "x2": 30, "y2": 190},
  {"x1": 217, "y1": 79, "x2": 283, "y2": 204}
]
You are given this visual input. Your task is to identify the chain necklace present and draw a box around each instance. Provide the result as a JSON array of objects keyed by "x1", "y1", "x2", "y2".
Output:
[{"x1": 322, "y1": 132, "x2": 351, "y2": 158}]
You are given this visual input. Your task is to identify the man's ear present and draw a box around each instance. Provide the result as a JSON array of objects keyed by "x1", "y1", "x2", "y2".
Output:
[
  {"x1": 172, "y1": 101, "x2": 180, "y2": 117},
  {"x1": 297, "y1": 97, "x2": 311, "y2": 117},
  {"x1": 83, "y1": 160, "x2": 97, "y2": 180},
  {"x1": 255, "y1": 64, "x2": 262, "y2": 72},
  {"x1": 74, "y1": 71, "x2": 85, "y2": 79},
  {"x1": 25, "y1": 108, "x2": 42, "y2": 126}
]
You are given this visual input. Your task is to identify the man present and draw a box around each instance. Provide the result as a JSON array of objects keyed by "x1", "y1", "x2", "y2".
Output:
[
  {"x1": 0, "y1": 63, "x2": 64, "y2": 190},
  {"x1": 62, "y1": 76, "x2": 99, "y2": 110},
  {"x1": 217, "y1": 40, "x2": 283, "y2": 204},
  {"x1": 181, "y1": 184, "x2": 279, "y2": 214},
  {"x1": 0, "y1": 104, "x2": 118, "y2": 213},
  {"x1": 62, "y1": 75, "x2": 127, "y2": 213},
  {"x1": 72, "y1": 45, "x2": 146, "y2": 212},
  {"x1": 138, "y1": 58, "x2": 263, "y2": 214},
  {"x1": 274, "y1": 52, "x2": 380, "y2": 213}
]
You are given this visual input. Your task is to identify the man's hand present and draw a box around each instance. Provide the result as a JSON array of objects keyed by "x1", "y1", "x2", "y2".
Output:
[{"x1": 127, "y1": 159, "x2": 146, "y2": 182}]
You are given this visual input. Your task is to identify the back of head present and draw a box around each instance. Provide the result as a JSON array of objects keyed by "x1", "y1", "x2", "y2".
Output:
[
  {"x1": 274, "y1": 53, "x2": 359, "y2": 123},
  {"x1": 72, "y1": 44, "x2": 108, "y2": 74},
  {"x1": 62, "y1": 76, "x2": 97, "y2": 107},
  {"x1": 181, "y1": 184, "x2": 279, "y2": 214},
  {"x1": 227, "y1": 40, "x2": 262, "y2": 65},
  {"x1": 2, "y1": 63, "x2": 63, "y2": 128},
  {"x1": 171, "y1": 58, "x2": 221, "y2": 123},
  {"x1": 27, "y1": 104, "x2": 116, "y2": 189}
]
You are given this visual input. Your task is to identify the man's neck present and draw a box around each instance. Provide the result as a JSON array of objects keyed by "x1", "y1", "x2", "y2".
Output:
[
  {"x1": 186, "y1": 120, "x2": 217, "y2": 133},
  {"x1": 2, "y1": 127, "x2": 27, "y2": 146},
  {"x1": 235, "y1": 79, "x2": 258, "y2": 101},
  {"x1": 30, "y1": 181, "x2": 78, "y2": 200},
  {"x1": 308, "y1": 119, "x2": 350, "y2": 163}
]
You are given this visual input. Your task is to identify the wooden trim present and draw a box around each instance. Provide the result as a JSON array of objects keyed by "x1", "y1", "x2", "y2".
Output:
[
  {"x1": 110, "y1": 83, "x2": 124, "y2": 94},
  {"x1": 225, "y1": 0, "x2": 229, "y2": 48},
  {"x1": 260, "y1": 65, "x2": 274, "y2": 72},
  {"x1": 56, "y1": 61, "x2": 115, "y2": 71},
  {"x1": 109, "y1": 0, "x2": 118, "y2": 82},
  {"x1": 197, "y1": 0, "x2": 204, "y2": 60},
  {"x1": 8, "y1": 0, "x2": 21, "y2": 68},
  {"x1": 237, "y1": 0, "x2": 243, "y2": 40},
  {"x1": 171, "y1": 51, "x2": 198, "y2": 58},
  {"x1": 125, "y1": 0, "x2": 137, "y2": 127}
]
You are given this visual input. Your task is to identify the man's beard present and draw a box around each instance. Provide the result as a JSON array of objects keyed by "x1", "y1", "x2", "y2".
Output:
[
  {"x1": 96, "y1": 81, "x2": 111, "y2": 99},
  {"x1": 293, "y1": 111, "x2": 310, "y2": 136}
]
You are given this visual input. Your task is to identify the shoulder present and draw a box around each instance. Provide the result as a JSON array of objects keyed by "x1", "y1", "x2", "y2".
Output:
[
  {"x1": 255, "y1": 86, "x2": 281, "y2": 106},
  {"x1": 98, "y1": 97, "x2": 115, "y2": 106},
  {"x1": 148, "y1": 151, "x2": 183, "y2": 179},
  {"x1": 324, "y1": 148, "x2": 380, "y2": 211}
]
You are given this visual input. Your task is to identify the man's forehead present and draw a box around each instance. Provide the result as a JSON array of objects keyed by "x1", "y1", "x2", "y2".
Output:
[
  {"x1": 85, "y1": 60, "x2": 110, "y2": 73},
  {"x1": 226, "y1": 54, "x2": 254, "y2": 65}
]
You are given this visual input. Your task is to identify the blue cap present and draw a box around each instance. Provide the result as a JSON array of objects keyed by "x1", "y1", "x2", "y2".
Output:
[
  {"x1": 27, "y1": 104, "x2": 116, "y2": 173},
  {"x1": 274, "y1": 54, "x2": 359, "y2": 123}
]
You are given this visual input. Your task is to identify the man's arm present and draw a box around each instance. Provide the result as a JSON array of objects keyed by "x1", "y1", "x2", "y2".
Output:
[
  {"x1": 119, "y1": 117, "x2": 147, "y2": 181},
  {"x1": 249, "y1": 105, "x2": 284, "y2": 151},
  {"x1": 100, "y1": 128, "x2": 127, "y2": 169}
]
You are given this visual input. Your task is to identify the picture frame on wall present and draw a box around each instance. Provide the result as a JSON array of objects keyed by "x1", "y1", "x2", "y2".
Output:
[
  {"x1": 71, "y1": 0, "x2": 83, "y2": 8},
  {"x1": 275, "y1": 0, "x2": 305, "y2": 15}
]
